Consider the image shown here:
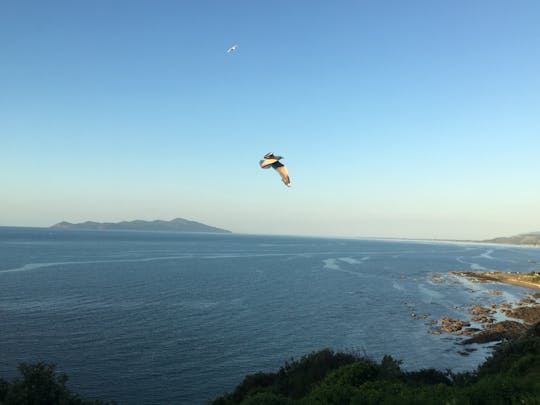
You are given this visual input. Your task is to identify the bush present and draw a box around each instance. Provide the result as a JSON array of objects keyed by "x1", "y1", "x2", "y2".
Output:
[
  {"x1": 213, "y1": 321, "x2": 540, "y2": 404},
  {"x1": 274, "y1": 348, "x2": 361, "y2": 399},
  {"x1": 0, "y1": 362, "x2": 112, "y2": 405}
]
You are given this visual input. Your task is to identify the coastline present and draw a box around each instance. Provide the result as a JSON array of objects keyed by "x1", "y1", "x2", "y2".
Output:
[
  {"x1": 450, "y1": 270, "x2": 540, "y2": 291},
  {"x1": 361, "y1": 236, "x2": 540, "y2": 250},
  {"x1": 427, "y1": 270, "x2": 540, "y2": 347}
]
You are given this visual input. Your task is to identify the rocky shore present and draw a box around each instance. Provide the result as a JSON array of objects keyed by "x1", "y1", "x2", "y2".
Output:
[
  {"x1": 450, "y1": 270, "x2": 540, "y2": 291},
  {"x1": 423, "y1": 271, "x2": 540, "y2": 349}
]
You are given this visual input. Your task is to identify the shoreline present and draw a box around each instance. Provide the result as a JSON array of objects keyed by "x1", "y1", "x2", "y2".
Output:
[
  {"x1": 450, "y1": 270, "x2": 540, "y2": 291},
  {"x1": 427, "y1": 271, "x2": 540, "y2": 347}
]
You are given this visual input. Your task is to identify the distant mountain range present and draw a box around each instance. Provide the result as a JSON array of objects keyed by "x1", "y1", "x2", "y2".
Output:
[
  {"x1": 51, "y1": 218, "x2": 231, "y2": 233},
  {"x1": 481, "y1": 232, "x2": 540, "y2": 246}
]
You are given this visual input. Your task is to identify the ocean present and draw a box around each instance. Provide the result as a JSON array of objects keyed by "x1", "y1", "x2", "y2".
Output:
[{"x1": 1, "y1": 227, "x2": 539, "y2": 404}]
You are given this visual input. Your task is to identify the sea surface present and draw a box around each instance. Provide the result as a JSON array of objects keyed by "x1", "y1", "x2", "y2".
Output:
[{"x1": 1, "y1": 228, "x2": 539, "y2": 404}]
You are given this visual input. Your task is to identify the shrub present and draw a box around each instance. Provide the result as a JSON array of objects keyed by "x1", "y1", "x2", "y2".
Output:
[{"x1": 0, "y1": 362, "x2": 112, "y2": 405}]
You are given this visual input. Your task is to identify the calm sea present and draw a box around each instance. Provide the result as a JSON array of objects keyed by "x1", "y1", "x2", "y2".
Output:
[{"x1": 1, "y1": 227, "x2": 539, "y2": 404}]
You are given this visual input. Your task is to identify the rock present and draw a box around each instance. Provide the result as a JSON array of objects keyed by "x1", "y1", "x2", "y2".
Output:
[
  {"x1": 467, "y1": 305, "x2": 495, "y2": 315},
  {"x1": 471, "y1": 316, "x2": 495, "y2": 324},
  {"x1": 456, "y1": 327, "x2": 481, "y2": 336},
  {"x1": 518, "y1": 298, "x2": 537, "y2": 305},
  {"x1": 437, "y1": 318, "x2": 470, "y2": 333},
  {"x1": 488, "y1": 290, "x2": 503, "y2": 296},
  {"x1": 504, "y1": 305, "x2": 540, "y2": 324},
  {"x1": 428, "y1": 274, "x2": 446, "y2": 283},
  {"x1": 461, "y1": 321, "x2": 529, "y2": 345},
  {"x1": 440, "y1": 317, "x2": 453, "y2": 325}
]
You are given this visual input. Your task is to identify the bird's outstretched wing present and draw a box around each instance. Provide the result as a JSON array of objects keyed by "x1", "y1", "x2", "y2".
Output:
[
  {"x1": 259, "y1": 151, "x2": 290, "y2": 187},
  {"x1": 260, "y1": 158, "x2": 279, "y2": 168},
  {"x1": 272, "y1": 161, "x2": 291, "y2": 187}
]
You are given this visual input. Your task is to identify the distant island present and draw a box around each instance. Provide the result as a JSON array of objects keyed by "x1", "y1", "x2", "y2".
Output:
[
  {"x1": 50, "y1": 218, "x2": 232, "y2": 233},
  {"x1": 481, "y1": 232, "x2": 540, "y2": 246}
]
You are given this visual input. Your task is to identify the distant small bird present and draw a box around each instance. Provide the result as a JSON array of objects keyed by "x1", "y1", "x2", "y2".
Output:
[
  {"x1": 259, "y1": 152, "x2": 291, "y2": 187},
  {"x1": 227, "y1": 44, "x2": 238, "y2": 53}
]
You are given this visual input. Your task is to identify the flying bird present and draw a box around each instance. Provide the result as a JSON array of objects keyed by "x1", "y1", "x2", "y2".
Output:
[
  {"x1": 227, "y1": 44, "x2": 238, "y2": 53},
  {"x1": 259, "y1": 152, "x2": 291, "y2": 187}
]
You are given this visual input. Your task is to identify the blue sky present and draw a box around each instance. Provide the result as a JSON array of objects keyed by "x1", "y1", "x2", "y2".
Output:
[{"x1": 1, "y1": 0, "x2": 539, "y2": 239}]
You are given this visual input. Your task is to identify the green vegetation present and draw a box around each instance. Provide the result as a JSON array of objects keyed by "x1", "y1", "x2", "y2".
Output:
[
  {"x1": 525, "y1": 272, "x2": 540, "y2": 284},
  {"x1": 3, "y1": 323, "x2": 540, "y2": 404},
  {"x1": 0, "y1": 362, "x2": 113, "y2": 405},
  {"x1": 213, "y1": 321, "x2": 540, "y2": 404}
]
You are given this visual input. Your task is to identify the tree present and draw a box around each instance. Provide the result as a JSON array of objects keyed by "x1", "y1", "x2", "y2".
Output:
[{"x1": 0, "y1": 362, "x2": 112, "y2": 405}]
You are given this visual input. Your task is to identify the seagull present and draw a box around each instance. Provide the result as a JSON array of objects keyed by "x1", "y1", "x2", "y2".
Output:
[
  {"x1": 227, "y1": 44, "x2": 238, "y2": 53},
  {"x1": 259, "y1": 152, "x2": 291, "y2": 187}
]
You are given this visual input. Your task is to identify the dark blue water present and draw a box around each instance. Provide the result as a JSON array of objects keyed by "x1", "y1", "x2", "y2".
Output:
[{"x1": 1, "y1": 228, "x2": 539, "y2": 404}]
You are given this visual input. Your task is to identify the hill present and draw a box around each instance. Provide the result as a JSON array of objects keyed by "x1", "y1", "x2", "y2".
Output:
[
  {"x1": 50, "y1": 218, "x2": 231, "y2": 233},
  {"x1": 482, "y1": 232, "x2": 540, "y2": 246}
]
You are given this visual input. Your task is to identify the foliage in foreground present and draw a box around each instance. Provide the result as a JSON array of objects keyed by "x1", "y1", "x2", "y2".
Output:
[
  {"x1": 0, "y1": 362, "x2": 113, "y2": 405},
  {"x1": 212, "y1": 321, "x2": 540, "y2": 404},
  {"x1": 2, "y1": 323, "x2": 539, "y2": 404}
]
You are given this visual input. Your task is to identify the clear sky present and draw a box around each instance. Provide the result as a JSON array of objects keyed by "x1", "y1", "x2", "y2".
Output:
[{"x1": 1, "y1": 0, "x2": 539, "y2": 239}]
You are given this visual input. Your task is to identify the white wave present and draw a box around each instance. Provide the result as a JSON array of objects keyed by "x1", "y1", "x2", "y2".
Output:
[
  {"x1": 455, "y1": 276, "x2": 485, "y2": 293},
  {"x1": 338, "y1": 255, "x2": 371, "y2": 262},
  {"x1": 475, "y1": 249, "x2": 494, "y2": 260},
  {"x1": 322, "y1": 258, "x2": 366, "y2": 278},
  {"x1": 456, "y1": 256, "x2": 468, "y2": 265},
  {"x1": 456, "y1": 255, "x2": 488, "y2": 271},
  {"x1": 0, "y1": 261, "x2": 73, "y2": 273},
  {"x1": 339, "y1": 257, "x2": 362, "y2": 264},
  {"x1": 392, "y1": 281, "x2": 404, "y2": 291},
  {"x1": 323, "y1": 258, "x2": 341, "y2": 270},
  {"x1": 0, "y1": 255, "x2": 194, "y2": 274},
  {"x1": 2, "y1": 251, "x2": 348, "y2": 274},
  {"x1": 499, "y1": 290, "x2": 521, "y2": 303}
]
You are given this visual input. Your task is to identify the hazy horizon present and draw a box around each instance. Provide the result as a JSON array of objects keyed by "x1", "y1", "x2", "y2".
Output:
[
  {"x1": 1, "y1": 218, "x2": 537, "y2": 242},
  {"x1": 2, "y1": 1, "x2": 539, "y2": 241}
]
